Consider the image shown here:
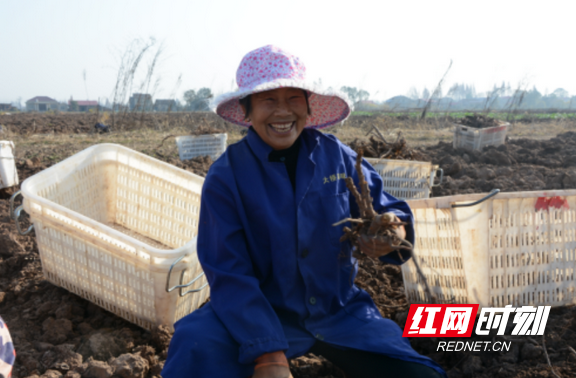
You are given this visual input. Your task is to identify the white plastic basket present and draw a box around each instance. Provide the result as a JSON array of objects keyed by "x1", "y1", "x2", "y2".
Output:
[
  {"x1": 453, "y1": 123, "x2": 509, "y2": 151},
  {"x1": 365, "y1": 158, "x2": 442, "y2": 200},
  {"x1": 19, "y1": 143, "x2": 210, "y2": 330},
  {"x1": 176, "y1": 133, "x2": 227, "y2": 161},
  {"x1": 403, "y1": 190, "x2": 576, "y2": 308}
]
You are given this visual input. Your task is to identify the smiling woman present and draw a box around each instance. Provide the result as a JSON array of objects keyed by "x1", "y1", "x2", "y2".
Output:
[
  {"x1": 241, "y1": 88, "x2": 309, "y2": 150},
  {"x1": 162, "y1": 45, "x2": 446, "y2": 378}
]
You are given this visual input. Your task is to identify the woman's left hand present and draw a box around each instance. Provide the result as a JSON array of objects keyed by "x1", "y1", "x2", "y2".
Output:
[{"x1": 357, "y1": 214, "x2": 406, "y2": 259}]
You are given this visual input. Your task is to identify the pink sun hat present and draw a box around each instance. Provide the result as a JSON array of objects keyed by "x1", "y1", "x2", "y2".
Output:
[{"x1": 212, "y1": 45, "x2": 352, "y2": 129}]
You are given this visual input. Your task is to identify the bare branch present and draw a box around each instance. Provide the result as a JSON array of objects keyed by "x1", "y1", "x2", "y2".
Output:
[{"x1": 421, "y1": 60, "x2": 452, "y2": 120}]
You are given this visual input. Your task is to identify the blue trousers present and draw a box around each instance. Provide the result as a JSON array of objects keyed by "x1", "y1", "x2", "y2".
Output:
[
  {"x1": 162, "y1": 304, "x2": 445, "y2": 378},
  {"x1": 162, "y1": 304, "x2": 255, "y2": 378}
]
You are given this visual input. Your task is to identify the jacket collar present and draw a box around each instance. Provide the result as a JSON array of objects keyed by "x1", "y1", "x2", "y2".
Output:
[
  {"x1": 246, "y1": 126, "x2": 320, "y2": 163},
  {"x1": 246, "y1": 126, "x2": 274, "y2": 162}
]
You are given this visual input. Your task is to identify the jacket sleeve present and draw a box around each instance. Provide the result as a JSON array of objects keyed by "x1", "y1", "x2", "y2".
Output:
[
  {"x1": 345, "y1": 150, "x2": 415, "y2": 265},
  {"x1": 196, "y1": 172, "x2": 289, "y2": 364}
]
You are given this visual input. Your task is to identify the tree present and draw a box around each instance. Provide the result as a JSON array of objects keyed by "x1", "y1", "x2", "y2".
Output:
[
  {"x1": 483, "y1": 83, "x2": 508, "y2": 111},
  {"x1": 340, "y1": 86, "x2": 358, "y2": 103},
  {"x1": 183, "y1": 88, "x2": 213, "y2": 111},
  {"x1": 340, "y1": 86, "x2": 370, "y2": 104},
  {"x1": 357, "y1": 89, "x2": 370, "y2": 102},
  {"x1": 447, "y1": 83, "x2": 477, "y2": 101},
  {"x1": 552, "y1": 88, "x2": 569, "y2": 99},
  {"x1": 422, "y1": 88, "x2": 431, "y2": 100},
  {"x1": 521, "y1": 87, "x2": 544, "y2": 109},
  {"x1": 407, "y1": 87, "x2": 420, "y2": 100},
  {"x1": 11, "y1": 97, "x2": 23, "y2": 110},
  {"x1": 543, "y1": 89, "x2": 569, "y2": 109}
]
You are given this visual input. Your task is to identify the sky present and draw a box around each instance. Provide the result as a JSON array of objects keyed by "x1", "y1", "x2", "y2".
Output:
[{"x1": 1, "y1": 0, "x2": 575, "y2": 105}]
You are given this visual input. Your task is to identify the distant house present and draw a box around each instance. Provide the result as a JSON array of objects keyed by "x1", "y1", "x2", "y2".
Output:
[
  {"x1": 129, "y1": 93, "x2": 153, "y2": 111},
  {"x1": 0, "y1": 103, "x2": 18, "y2": 112},
  {"x1": 26, "y1": 96, "x2": 59, "y2": 112},
  {"x1": 74, "y1": 100, "x2": 99, "y2": 112},
  {"x1": 154, "y1": 99, "x2": 177, "y2": 112}
]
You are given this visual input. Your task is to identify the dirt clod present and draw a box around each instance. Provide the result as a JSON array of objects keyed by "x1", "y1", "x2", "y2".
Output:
[
  {"x1": 41, "y1": 370, "x2": 63, "y2": 378},
  {"x1": 42, "y1": 318, "x2": 73, "y2": 344},
  {"x1": 520, "y1": 342, "x2": 543, "y2": 360},
  {"x1": 78, "y1": 332, "x2": 123, "y2": 361},
  {"x1": 110, "y1": 354, "x2": 149, "y2": 378},
  {"x1": 151, "y1": 325, "x2": 171, "y2": 360},
  {"x1": 83, "y1": 359, "x2": 114, "y2": 378}
]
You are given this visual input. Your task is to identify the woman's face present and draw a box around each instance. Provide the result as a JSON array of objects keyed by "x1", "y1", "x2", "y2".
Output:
[{"x1": 247, "y1": 87, "x2": 308, "y2": 150}]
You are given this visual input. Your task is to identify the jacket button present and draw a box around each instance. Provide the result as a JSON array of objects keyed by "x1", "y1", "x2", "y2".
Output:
[
  {"x1": 309, "y1": 297, "x2": 316, "y2": 305},
  {"x1": 301, "y1": 249, "x2": 309, "y2": 258},
  {"x1": 315, "y1": 333, "x2": 324, "y2": 341}
]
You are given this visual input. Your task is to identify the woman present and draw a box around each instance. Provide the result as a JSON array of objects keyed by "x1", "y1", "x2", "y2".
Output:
[{"x1": 163, "y1": 45, "x2": 445, "y2": 378}]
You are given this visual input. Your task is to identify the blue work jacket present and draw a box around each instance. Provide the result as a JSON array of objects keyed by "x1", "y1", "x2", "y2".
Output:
[{"x1": 197, "y1": 127, "x2": 444, "y2": 374}]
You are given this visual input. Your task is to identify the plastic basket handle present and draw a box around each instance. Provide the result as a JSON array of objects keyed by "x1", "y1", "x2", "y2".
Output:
[
  {"x1": 9, "y1": 190, "x2": 34, "y2": 235},
  {"x1": 13, "y1": 205, "x2": 34, "y2": 235},
  {"x1": 451, "y1": 189, "x2": 500, "y2": 208},
  {"x1": 9, "y1": 189, "x2": 21, "y2": 221},
  {"x1": 166, "y1": 254, "x2": 208, "y2": 297},
  {"x1": 431, "y1": 168, "x2": 444, "y2": 187}
]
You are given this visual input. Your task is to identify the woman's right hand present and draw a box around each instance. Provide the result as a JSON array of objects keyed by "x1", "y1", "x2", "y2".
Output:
[
  {"x1": 253, "y1": 364, "x2": 293, "y2": 378},
  {"x1": 252, "y1": 351, "x2": 293, "y2": 378}
]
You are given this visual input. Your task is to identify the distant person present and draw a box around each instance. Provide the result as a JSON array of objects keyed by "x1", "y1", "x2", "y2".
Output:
[
  {"x1": 94, "y1": 122, "x2": 110, "y2": 133},
  {"x1": 0, "y1": 316, "x2": 15, "y2": 378},
  {"x1": 162, "y1": 45, "x2": 446, "y2": 378}
]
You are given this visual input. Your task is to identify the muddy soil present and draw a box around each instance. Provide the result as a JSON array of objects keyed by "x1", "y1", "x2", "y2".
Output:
[
  {"x1": 456, "y1": 114, "x2": 504, "y2": 129},
  {"x1": 421, "y1": 131, "x2": 576, "y2": 198},
  {"x1": 163, "y1": 156, "x2": 213, "y2": 178},
  {"x1": 0, "y1": 112, "x2": 232, "y2": 135},
  {"x1": 2, "y1": 129, "x2": 576, "y2": 377}
]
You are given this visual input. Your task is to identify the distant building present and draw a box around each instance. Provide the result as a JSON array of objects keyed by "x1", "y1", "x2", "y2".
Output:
[
  {"x1": 129, "y1": 93, "x2": 153, "y2": 111},
  {"x1": 154, "y1": 99, "x2": 177, "y2": 112},
  {"x1": 75, "y1": 100, "x2": 99, "y2": 112},
  {"x1": 26, "y1": 96, "x2": 59, "y2": 112},
  {"x1": 0, "y1": 103, "x2": 18, "y2": 112}
]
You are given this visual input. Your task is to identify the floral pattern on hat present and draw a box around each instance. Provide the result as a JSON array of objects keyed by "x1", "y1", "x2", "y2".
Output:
[
  {"x1": 237, "y1": 45, "x2": 306, "y2": 88},
  {"x1": 213, "y1": 45, "x2": 352, "y2": 129}
]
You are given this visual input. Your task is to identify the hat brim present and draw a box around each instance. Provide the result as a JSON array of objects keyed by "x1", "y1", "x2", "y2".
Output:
[{"x1": 212, "y1": 80, "x2": 353, "y2": 129}]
